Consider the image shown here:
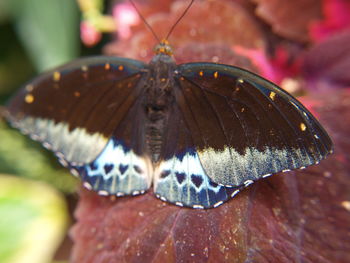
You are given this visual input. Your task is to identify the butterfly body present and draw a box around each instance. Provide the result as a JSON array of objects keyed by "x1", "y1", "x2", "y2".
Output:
[
  {"x1": 142, "y1": 50, "x2": 177, "y2": 162},
  {"x1": 5, "y1": 41, "x2": 333, "y2": 208}
]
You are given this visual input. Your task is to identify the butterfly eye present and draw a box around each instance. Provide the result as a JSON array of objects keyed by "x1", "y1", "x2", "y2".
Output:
[{"x1": 164, "y1": 45, "x2": 173, "y2": 56}]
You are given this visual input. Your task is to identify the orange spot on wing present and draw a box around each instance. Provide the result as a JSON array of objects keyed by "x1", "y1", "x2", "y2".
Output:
[
  {"x1": 53, "y1": 71, "x2": 61, "y2": 82},
  {"x1": 25, "y1": 94, "x2": 34, "y2": 104}
]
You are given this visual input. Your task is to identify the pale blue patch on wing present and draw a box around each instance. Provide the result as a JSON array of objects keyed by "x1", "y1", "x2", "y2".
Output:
[
  {"x1": 154, "y1": 149, "x2": 238, "y2": 208},
  {"x1": 72, "y1": 137, "x2": 152, "y2": 196}
]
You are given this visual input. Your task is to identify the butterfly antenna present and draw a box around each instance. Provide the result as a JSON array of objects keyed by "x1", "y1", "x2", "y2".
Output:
[
  {"x1": 129, "y1": 0, "x2": 161, "y2": 43},
  {"x1": 165, "y1": 0, "x2": 195, "y2": 41}
]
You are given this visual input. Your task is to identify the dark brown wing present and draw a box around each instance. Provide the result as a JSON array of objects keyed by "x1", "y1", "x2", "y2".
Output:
[
  {"x1": 6, "y1": 56, "x2": 148, "y2": 165},
  {"x1": 172, "y1": 63, "x2": 333, "y2": 187}
]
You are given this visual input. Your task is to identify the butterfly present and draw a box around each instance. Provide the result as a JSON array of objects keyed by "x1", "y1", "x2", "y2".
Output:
[
  {"x1": 4, "y1": 1, "x2": 333, "y2": 209},
  {"x1": 4, "y1": 40, "x2": 333, "y2": 208}
]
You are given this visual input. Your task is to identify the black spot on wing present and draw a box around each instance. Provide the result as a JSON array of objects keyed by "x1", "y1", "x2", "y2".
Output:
[
  {"x1": 176, "y1": 172, "x2": 186, "y2": 184},
  {"x1": 133, "y1": 165, "x2": 143, "y2": 174},
  {"x1": 191, "y1": 174, "x2": 203, "y2": 188},
  {"x1": 160, "y1": 170, "x2": 171, "y2": 178},
  {"x1": 119, "y1": 164, "x2": 128, "y2": 175},
  {"x1": 104, "y1": 164, "x2": 114, "y2": 174},
  {"x1": 89, "y1": 162, "x2": 98, "y2": 171}
]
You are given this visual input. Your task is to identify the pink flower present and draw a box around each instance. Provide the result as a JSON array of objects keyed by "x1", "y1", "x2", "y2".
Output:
[
  {"x1": 310, "y1": 0, "x2": 350, "y2": 42},
  {"x1": 80, "y1": 21, "x2": 102, "y2": 47},
  {"x1": 113, "y1": 2, "x2": 140, "y2": 40}
]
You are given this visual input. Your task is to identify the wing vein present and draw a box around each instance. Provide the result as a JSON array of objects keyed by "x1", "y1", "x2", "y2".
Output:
[{"x1": 183, "y1": 76, "x2": 232, "y2": 148}]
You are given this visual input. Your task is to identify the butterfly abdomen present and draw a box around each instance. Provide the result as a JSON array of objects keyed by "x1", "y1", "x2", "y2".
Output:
[{"x1": 144, "y1": 107, "x2": 168, "y2": 162}]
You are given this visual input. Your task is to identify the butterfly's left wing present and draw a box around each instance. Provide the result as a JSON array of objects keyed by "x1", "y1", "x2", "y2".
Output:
[
  {"x1": 6, "y1": 57, "x2": 147, "y2": 164},
  {"x1": 5, "y1": 56, "x2": 153, "y2": 196},
  {"x1": 154, "y1": 62, "x2": 333, "y2": 208}
]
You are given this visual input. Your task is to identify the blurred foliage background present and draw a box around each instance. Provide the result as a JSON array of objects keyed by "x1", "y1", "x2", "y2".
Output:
[
  {"x1": 0, "y1": 0, "x2": 80, "y2": 191},
  {"x1": 0, "y1": 0, "x2": 105, "y2": 262}
]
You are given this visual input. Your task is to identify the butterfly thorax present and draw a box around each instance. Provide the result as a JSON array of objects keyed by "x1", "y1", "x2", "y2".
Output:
[{"x1": 143, "y1": 49, "x2": 176, "y2": 163}]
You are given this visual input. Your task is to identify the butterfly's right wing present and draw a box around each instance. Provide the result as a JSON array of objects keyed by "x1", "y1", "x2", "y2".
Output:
[
  {"x1": 153, "y1": 62, "x2": 333, "y2": 209},
  {"x1": 173, "y1": 63, "x2": 332, "y2": 187},
  {"x1": 6, "y1": 56, "x2": 153, "y2": 195}
]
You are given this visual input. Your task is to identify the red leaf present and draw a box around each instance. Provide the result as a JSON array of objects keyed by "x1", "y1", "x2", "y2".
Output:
[
  {"x1": 104, "y1": 0, "x2": 265, "y2": 61},
  {"x1": 253, "y1": 0, "x2": 322, "y2": 42},
  {"x1": 302, "y1": 30, "x2": 350, "y2": 90},
  {"x1": 70, "y1": 1, "x2": 350, "y2": 262},
  {"x1": 310, "y1": 0, "x2": 350, "y2": 42},
  {"x1": 70, "y1": 90, "x2": 350, "y2": 262}
]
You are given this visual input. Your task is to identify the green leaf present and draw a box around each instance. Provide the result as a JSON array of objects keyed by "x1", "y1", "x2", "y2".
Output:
[
  {"x1": 0, "y1": 0, "x2": 11, "y2": 23},
  {"x1": 11, "y1": 0, "x2": 80, "y2": 71},
  {"x1": 0, "y1": 175, "x2": 68, "y2": 263},
  {"x1": 0, "y1": 121, "x2": 78, "y2": 194}
]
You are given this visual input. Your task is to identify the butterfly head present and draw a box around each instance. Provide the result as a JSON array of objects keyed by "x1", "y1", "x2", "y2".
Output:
[{"x1": 154, "y1": 39, "x2": 173, "y2": 56}]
